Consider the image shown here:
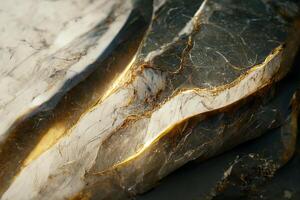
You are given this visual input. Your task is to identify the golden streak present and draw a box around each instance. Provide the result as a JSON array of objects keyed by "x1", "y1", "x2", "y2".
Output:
[
  {"x1": 96, "y1": 45, "x2": 284, "y2": 173},
  {"x1": 21, "y1": 54, "x2": 138, "y2": 167},
  {"x1": 23, "y1": 122, "x2": 66, "y2": 167},
  {"x1": 100, "y1": 54, "x2": 137, "y2": 102},
  {"x1": 23, "y1": 45, "x2": 282, "y2": 174},
  {"x1": 94, "y1": 117, "x2": 188, "y2": 175}
]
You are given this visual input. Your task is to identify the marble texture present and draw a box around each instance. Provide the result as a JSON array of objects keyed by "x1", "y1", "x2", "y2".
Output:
[{"x1": 0, "y1": 0, "x2": 300, "y2": 199}]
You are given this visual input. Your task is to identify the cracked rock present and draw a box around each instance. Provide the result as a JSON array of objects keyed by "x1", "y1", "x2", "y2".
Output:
[{"x1": 0, "y1": 0, "x2": 300, "y2": 199}]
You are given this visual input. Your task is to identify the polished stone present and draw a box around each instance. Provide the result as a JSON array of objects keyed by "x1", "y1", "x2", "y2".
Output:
[{"x1": 0, "y1": 0, "x2": 299, "y2": 199}]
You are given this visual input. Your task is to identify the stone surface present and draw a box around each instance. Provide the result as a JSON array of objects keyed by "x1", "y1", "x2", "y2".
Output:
[
  {"x1": 0, "y1": 0, "x2": 134, "y2": 141},
  {"x1": 137, "y1": 51, "x2": 300, "y2": 200},
  {"x1": 0, "y1": 0, "x2": 300, "y2": 199}
]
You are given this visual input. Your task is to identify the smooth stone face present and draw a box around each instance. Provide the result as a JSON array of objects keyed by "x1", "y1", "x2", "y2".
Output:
[
  {"x1": 139, "y1": 0, "x2": 291, "y2": 91},
  {"x1": 138, "y1": 0, "x2": 205, "y2": 58},
  {"x1": 0, "y1": 0, "x2": 154, "y2": 197},
  {"x1": 0, "y1": 0, "x2": 300, "y2": 200},
  {"x1": 0, "y1": 0, "x2": 134, "y2": 141}
]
